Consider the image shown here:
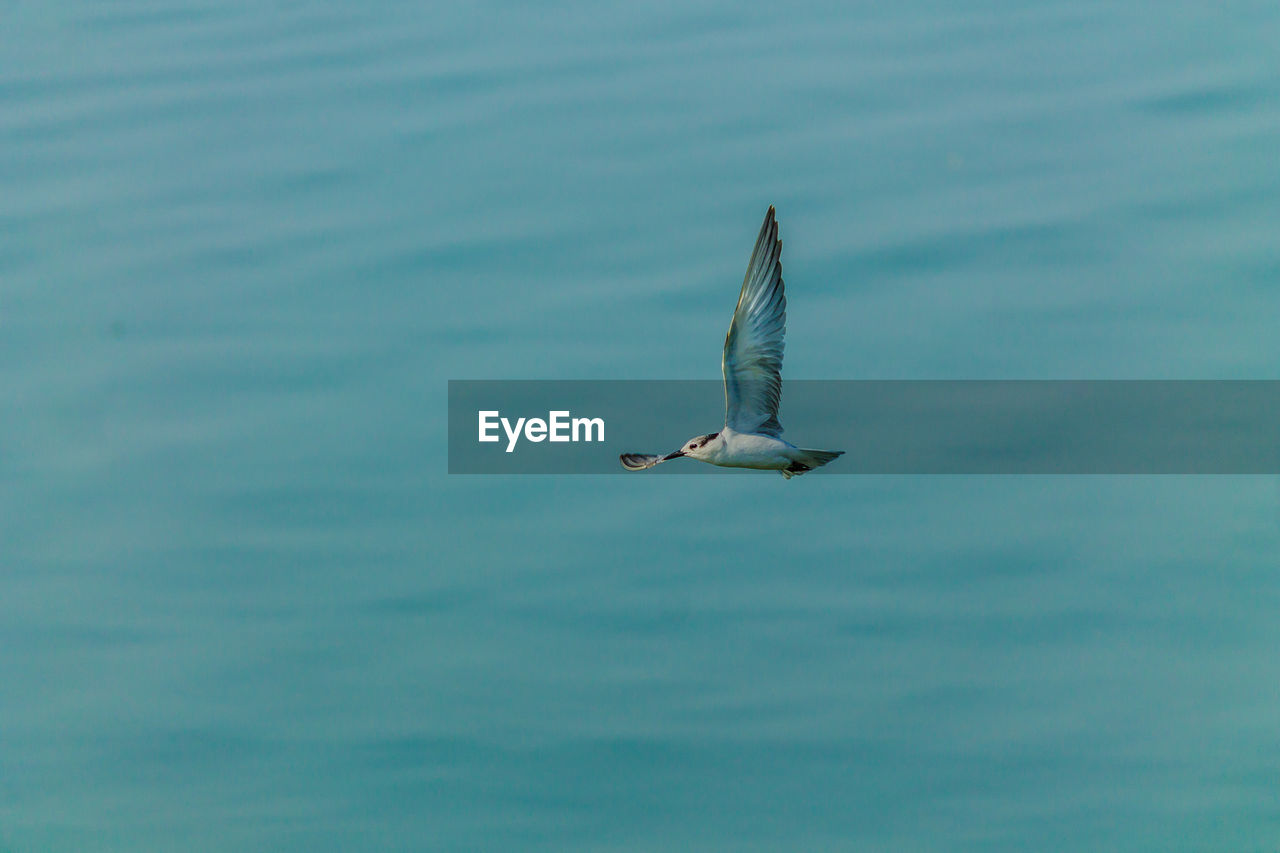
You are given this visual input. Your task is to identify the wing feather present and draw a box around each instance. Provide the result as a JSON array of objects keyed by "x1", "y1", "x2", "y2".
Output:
[{"x1": 722, "y1": 206, "x2": 786, "y2": 436}]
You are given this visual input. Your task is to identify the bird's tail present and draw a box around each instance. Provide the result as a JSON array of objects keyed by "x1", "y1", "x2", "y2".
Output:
[{"x1": 780, "y1": 449, "x2": 845, "y2": 479}]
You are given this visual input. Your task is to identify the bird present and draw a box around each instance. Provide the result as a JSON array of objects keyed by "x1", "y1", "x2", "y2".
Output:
[{"x1": 620, "y1": 206, "x2": 844, "y2": 478}]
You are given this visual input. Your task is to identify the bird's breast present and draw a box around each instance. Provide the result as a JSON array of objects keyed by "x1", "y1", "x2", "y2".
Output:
[{"x1": 712, "y1": 431, "x2": 795, "y2": 469}]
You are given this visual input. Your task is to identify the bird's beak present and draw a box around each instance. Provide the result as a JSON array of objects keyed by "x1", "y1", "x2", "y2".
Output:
[{"x1": 662, "y1": 450, "x2": 685, "y2": 461}]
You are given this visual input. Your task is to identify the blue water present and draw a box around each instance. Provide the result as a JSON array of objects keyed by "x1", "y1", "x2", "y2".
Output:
[{"x1": 4, "y1": 1, "x2": 1280, "y2": 850}]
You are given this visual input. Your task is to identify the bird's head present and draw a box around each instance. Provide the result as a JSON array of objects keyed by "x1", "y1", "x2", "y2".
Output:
[{"x1": 666, "y1": 432, "x2": 720, "y2": 461}]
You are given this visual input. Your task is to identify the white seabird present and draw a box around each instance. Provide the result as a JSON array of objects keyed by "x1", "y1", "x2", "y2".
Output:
[{"x1": 620, "y1": 206, "x2": 844, "y2": 478}]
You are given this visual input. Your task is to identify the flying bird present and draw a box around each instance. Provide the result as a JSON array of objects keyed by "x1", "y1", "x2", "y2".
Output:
[{"x1": 620, "y1": 206, "x2": 843, "y2": 478}]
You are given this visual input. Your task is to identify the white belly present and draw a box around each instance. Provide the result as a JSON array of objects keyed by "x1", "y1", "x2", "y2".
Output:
[{"x1": 710, "y1": 430, "x2": 796, "y2": 470}]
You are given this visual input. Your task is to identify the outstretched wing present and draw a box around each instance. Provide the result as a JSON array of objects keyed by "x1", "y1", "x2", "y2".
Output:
[{"x1": 722, "y1": 206, "x2": 786, "y2": 437}]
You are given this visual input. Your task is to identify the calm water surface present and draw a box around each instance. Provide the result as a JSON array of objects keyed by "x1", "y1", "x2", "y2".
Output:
[{"x1": 3, "y1": 1, "x2": 1280, "y2": 850}]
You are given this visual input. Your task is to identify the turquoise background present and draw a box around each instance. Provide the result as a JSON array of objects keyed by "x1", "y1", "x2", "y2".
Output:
[{"x1": 4, "y1": 1, "x2": 1279, "y2": 850}]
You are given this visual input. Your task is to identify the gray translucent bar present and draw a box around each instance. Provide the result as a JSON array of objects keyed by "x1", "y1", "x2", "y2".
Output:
[{"x1": 448, "y1": 381, "x2": 1280, "y2": 474}]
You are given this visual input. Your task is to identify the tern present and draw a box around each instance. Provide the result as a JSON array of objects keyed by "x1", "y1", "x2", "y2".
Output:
[{"x1": 620, "y1": 206, "x2": 843, "y2": 478}]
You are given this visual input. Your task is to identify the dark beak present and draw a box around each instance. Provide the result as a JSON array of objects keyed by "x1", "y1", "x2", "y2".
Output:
[{"x1": 662, "y1": 450, "x2": 685, "y2": 461}]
